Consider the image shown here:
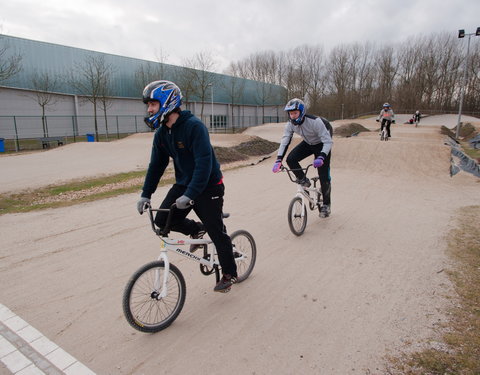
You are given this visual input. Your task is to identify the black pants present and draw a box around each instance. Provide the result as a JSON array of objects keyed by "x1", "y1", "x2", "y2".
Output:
[
  {"x1": 155, "y1": 183, "x2": 237, "y2": 277},
  {"x1": 381, "y1": 119, "x2": 392, "y2": 137},
  {"x1": 286, "y1": 141, "x2": 331, "y2": 206}
]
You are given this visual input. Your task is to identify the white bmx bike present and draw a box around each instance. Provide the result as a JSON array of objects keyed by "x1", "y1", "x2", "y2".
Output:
[
  {"x1": 380, "y1": 123, "x2": 389, "y2": 141},
  {"x1": 122, "y1": 203, "x2": 257, "y2": 333},
  {"x1": 281, "y1": 164, "x2": 323, "y2": 236}
]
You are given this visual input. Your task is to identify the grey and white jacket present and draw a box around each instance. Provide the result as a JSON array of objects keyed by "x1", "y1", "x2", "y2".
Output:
[
  {"x1": 377, "y1": 109, "x2": 395, "y2": 122},
  {"x1": 276, "y1": 115, "x2": 333, "y2": 160}
]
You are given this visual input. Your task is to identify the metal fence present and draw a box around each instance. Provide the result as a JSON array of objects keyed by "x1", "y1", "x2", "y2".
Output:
[{"x1": 0, "y1": 114, "x2": 287, "y2": 152}]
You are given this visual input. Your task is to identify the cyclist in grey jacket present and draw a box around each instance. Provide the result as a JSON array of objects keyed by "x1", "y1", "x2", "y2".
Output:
[
  {"x1": 272, "y1": 98, "x2": 333, "y2": 218},
  {"x1": 376, "y1": 102, "x2": 395, "y2": 138}
]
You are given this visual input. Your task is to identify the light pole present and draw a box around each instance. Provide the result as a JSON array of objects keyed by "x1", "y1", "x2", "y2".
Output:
[{"x1": 455, "y1": 27, "x2": 480, "y2": 139}]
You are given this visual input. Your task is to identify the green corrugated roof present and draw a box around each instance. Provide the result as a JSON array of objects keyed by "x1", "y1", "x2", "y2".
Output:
[{"x1": 0, "y1": 34, "x2": 286, "y2": 106}]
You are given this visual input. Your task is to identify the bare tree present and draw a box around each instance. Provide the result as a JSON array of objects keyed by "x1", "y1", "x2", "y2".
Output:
[
  {"x1": 466, "y1": 41, "x2": 480, "y2": 112},
  {"x1": 134, "y1": 62, "x2": 165, "y2": 93},
  {"x1": 171, "y1": 66, "x2": 197, "y2": 110},
  {"x1": 134, "y1": 50, "x2": 169, "y2": 93},
  {"x1": 0, "y1": 34, "x2": 22, "y2": 83},
  {"x1": 374, "y1": 46, "x2": 399, "y2": 106},
  {"x1": 31, "y1": 71, "x2": 58, "y2": 137},
  {"x1": 71, "y1": 54, "x2": 114, "y2": 141},
  {"x1": 182, "y1": 52, "x2": 218, "y2": 122},
  {"x1": 98, "y1": 73, "x2": 115, "y2": 140},
  {"x1": 435, "y1": 35, "x2": 463, "y2": 111},
  {"x1": 221, "y1": 75, "x2": 246, "y2": 131},
  {"x1": 395, "y1": 36, "x2": 423, "y2": 110},
  {"x1": 326, "y1": 45, "x2": 351, "y2": 117},
  {"x1": 300, "y1": 45, "x2": 327, "y2": 115}
]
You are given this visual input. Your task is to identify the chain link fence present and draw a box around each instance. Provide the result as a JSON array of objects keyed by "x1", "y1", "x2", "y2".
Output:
[{"x1": 0, "y1": 114, "x2": 287, "y2": 152}]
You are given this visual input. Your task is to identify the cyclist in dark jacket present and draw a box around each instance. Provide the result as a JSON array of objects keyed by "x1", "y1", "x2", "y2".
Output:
[
  {"x1": 413, "y1": 110, "x2": 421, "y2": 125},
  {"x1": 137, "y1": 80, "x2": 237, "y2": 293}
]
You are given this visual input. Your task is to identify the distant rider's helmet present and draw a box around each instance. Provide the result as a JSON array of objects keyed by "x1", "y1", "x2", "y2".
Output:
[
  {"x1": 383, "y1": 102, "x2": 391, "y2": 109},
  {"x1": 142, "y1": 80, "x2": 182, "y2": 129},
  {"x1": 284, "y1": 98, "x2": 306, "y2": 125},
  {"x1": 415, "y1": 110, "x2": 420, "y2": 115}
]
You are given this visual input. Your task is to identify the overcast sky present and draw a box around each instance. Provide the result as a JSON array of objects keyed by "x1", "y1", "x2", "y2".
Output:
[{"x1": 1, "y1": 0, "x2": 479, "y2": 72}]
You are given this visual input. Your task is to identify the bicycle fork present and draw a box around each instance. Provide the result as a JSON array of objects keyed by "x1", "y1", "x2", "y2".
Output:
[
  {"x1": 155, "y1": 245, "x2": 170, "y2": 299},
  {"x1": 296, "y1": 188, "x2": 309, "y2": 218}
]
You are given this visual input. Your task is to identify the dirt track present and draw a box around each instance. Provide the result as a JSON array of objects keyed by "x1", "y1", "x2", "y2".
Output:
[{"x1": 1, "y1": 117, "x2": 479, "y2": 374}]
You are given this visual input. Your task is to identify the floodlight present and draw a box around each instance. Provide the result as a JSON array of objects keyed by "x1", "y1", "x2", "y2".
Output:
[
  {"x1": 476, "y1": 27, "x2": 480, "y2": 36},
  {"x1": 458, "y1": 29, "x2": 465, "y2": 38}
]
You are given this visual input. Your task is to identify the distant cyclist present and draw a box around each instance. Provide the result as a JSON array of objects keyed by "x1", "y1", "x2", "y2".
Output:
[
  {"x1": 272, "y1": 98, "x2": 333, "y2": 218},
  {"x1": 376, "y1": 103, "x2": 395, "y2": 138},
  {"x1": 413, "y1": 110, "x2": 421, "y2": 126}
]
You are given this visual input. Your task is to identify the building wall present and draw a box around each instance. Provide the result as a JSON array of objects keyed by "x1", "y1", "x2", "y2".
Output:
[
  {"x1": 0, "y1": 86, "x2": 286, "y2": 139},
  {"x1": 0, "y1": 35, "x2": 288, "y2": 139}
]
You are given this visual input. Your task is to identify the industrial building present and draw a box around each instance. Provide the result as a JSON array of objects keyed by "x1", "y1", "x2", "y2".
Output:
[{"x1": 0, "y1": 34, "x2": 287, "y2": 142}]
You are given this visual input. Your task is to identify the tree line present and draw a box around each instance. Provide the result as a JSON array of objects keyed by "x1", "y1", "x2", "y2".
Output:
[{"x1": 225, "y1": 32, "x2": 480, "y2": 120}]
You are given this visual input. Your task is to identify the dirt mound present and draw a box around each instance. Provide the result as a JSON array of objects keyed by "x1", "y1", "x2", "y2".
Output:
[
  {"x1": 334, "y1": 122, "x2": 370, "y2": 137},
  {"x1": 440, "y1": 123, "x2": 478, "y2": 140},
  {"x1": 214, "y1": 136, "x2": 279, "y2": 163}
]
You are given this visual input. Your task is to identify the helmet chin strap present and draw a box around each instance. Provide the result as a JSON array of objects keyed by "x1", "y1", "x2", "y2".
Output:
[{"x1": 161, "y1": 112, "x2": 171, "y2": 126}]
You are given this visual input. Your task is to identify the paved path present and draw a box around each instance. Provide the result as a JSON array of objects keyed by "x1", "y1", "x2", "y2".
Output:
[{"x1": 1, "y1": 304, "x2": 95, "y2": 374}]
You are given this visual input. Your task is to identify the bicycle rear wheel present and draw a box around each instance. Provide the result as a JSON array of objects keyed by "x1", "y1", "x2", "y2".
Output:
[
  {"x1": 123, "y1": 261, "x2": 186, "y2": 333},
  {"x1": 288, "y1": 196, "x2": 307, "y2": 236},
  {"x1": 231, "y1": 230, "x2": 256, "y2": 282}
]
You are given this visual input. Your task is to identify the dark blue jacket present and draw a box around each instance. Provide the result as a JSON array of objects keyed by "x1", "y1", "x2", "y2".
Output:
[{"x1": 141, "y1": 111, "x2": 223, "y2": 200}]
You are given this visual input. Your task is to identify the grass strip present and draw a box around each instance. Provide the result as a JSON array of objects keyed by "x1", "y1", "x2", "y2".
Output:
[
  {"x1": 0, "y1": 137, "x2": 279, "y2": 215},
  {"x1": 387, "y1": 205, "x2": 480, "y2": 374}
]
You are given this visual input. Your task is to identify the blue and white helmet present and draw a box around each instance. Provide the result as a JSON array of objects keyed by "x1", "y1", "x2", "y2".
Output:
[
  {"x1": 383, "y1": 102, "x2": 391, "y2": 108},
  {"x1": 284, "y1": 98, "x2": 306, "y2": 125},
  {"x1": 143, "y1": 80, "x2": 182, "y2": 129}
]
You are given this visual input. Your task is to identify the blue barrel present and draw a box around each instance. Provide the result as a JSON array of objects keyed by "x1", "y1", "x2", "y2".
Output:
[
  {"x1": 0, "y1": 138, "x2": 5, "y2": 152},
  {"x1": 86, "y1": 133, "x2": 95, "y2": 142}
]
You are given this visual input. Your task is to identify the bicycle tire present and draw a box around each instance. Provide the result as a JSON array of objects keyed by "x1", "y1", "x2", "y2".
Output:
[
  {"x1": 122, "y1": 261, "x2": 186, "y2": 333},
  {"x1": 288, "y1": 196, "x2": 307, "y2": 236},
  {"x1": 230, "y1": 230, "x2": 256, "y2": 283}
]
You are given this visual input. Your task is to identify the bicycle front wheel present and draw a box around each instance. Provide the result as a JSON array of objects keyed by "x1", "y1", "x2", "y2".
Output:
[
  {"x1": 122, "y1": 261, "x2": 186, "y2": 333},
  {"x1": 288, "y1": 197, "x2": 307, "y2": 236},
  {"x1": 231, "y1": 230, "x2": 257, "y2": 283}
]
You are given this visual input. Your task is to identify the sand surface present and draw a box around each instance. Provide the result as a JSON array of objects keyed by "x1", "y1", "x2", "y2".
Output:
[{"x1": 1, "y1": 116, "x2": 479, "y2": 374}]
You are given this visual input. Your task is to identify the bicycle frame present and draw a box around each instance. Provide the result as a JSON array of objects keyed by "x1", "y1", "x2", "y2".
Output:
[
  {"x1": 124, "y1": 202, "x2": 256, "y2": 332},
  {"x1": 282, "y1": 164, "x2": 322, "y2": 212},
  {"x1": 147, "y1": 205, "x2": 221, "y2": 296},
  {"x1": 281, "y1": 164, "x2": 320, "y2": 198}
]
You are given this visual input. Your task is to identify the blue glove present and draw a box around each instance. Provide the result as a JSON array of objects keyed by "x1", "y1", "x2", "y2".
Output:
[
  {"x1": 272, "y1": 159, "x2": 282, "y2": 173},
  {"x1": 176, "y1": 195, "x2": 193, "y2": 209},
  {"x1": 137, "y1": 197, "x2": 151, "y2": 215},
  {"x1": 313, "y1": 156, "x2": 324, "y2": 168}
]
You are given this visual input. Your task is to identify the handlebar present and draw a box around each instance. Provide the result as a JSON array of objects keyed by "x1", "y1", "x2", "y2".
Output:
[
  {"x1": 145, "y1": 201, "x2": 229, "y2": 237},
  {"x1": 147, "y1": 203, "x2": 178, "y2": 236},
  {"x1": 280, "y1": 164, "x2": 313, "y2": 183}
]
